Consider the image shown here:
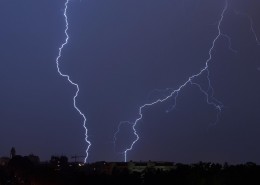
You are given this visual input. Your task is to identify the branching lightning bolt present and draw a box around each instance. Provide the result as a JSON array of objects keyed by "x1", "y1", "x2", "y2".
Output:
[
  {"x1": 114, "y1": 0, "x2": 229, "y2": 162},
  {"x1": 56, "y1": 0, "x2": 91, "y2": 163}
]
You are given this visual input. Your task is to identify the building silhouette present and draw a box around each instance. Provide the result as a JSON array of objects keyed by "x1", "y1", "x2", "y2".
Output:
[{"x1": 10, "y1": 147, "x2": 16, "y2": 159}]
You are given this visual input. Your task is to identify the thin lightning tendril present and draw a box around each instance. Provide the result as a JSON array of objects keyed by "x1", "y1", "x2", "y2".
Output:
[
  {"x1": 56, "y1": 0, "x2": 91, "y2": 163},
  {"x1": 246, "y1": 15, "x2": 260, "y2": 46},
  {"x1": 221, "y1": 33, "x2": 237, "y2": 53},
  {"x1": 114, "y1": 0, "x2": 228, "y2": 162},
  {"x1": 249, "y1": 22, "x2": 260, "y2": 46},
  {"x1": 234, "y1": 10, "x2": 260, "y2": 46}
]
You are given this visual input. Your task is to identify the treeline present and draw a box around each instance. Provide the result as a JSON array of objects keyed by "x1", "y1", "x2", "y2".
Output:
[{"x1": 0, "y1": 156, "x2": 260, "y2": 185}]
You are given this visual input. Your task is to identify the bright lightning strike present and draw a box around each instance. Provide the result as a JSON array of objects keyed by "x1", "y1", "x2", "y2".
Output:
[
  {"x1": 114, "y1": 0, "x2": 229, "y2": 162},
  {"x1": 56, "y1": 0, "x2": 91, "y2": 163}
]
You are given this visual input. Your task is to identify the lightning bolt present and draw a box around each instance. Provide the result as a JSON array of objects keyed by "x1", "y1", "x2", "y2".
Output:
[
  {"x1": 56, "y1": 0, "x2": 91, "y2": 163},
  {"x1": 114, "y1": 0, "x2": 229, "y2": 162}
]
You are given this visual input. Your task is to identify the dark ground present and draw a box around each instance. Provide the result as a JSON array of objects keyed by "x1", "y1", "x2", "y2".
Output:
[{"x1": 0, "y1": 155, "x2": 260, "y2": 185}]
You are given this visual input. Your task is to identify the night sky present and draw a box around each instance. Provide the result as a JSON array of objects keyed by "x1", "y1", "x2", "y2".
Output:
[{"x1": 0, "y1": 0, "x2": 260, "y2": 164}]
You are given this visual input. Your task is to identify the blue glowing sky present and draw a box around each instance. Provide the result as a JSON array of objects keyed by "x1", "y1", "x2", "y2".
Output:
[{"x1": 0, "y1": 0, "x2": 259, "y2": 163}]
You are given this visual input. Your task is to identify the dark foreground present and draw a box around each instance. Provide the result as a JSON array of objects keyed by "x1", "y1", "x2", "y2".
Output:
[{"x1": 0, "y1": 156, "x2": 260, "y2": 185}]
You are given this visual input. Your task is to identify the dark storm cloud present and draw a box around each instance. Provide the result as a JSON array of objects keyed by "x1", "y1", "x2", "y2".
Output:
[{"x1": 0, "y1": 0, "x2": 260, "y2": 164}]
